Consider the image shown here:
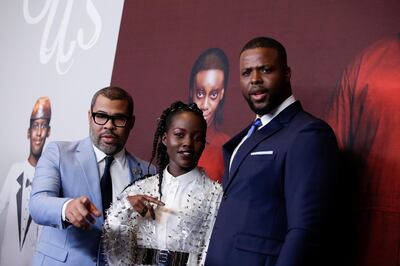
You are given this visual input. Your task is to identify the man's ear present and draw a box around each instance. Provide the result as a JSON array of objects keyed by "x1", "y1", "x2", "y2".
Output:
[
  {"x1": 88, "y1": 110, "x2": 92, "y2": 123},
  {"x1": 27, "y1": 128, "x2": 31, "y2": 139},
  {"x1": 46, "y1": 127, "x2": 51, "y2": 137},
  {"x1": 129, "y1": 115, "x2": 135, "y2": 130},
  {"x1": 285, "y1": 67, "x2": 291, "y2": 82}
]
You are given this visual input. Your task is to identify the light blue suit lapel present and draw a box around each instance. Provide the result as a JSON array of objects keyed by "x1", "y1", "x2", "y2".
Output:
[
  {"x1": 127, "y1": 156, "x2": 140, "y2": 183},
  {"x1": 76, "y1": 138, "x2": 103, "y2": 214},
  {"x1": 126, "y1": 152, "x2": 156, "y2": 183}
]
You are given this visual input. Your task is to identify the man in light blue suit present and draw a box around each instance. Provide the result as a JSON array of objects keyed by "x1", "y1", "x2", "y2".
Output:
[
  {"x1": 30, "y1": 86, "x2": 155, "y2": 265},
  {"x1": 205, "y1": 37, "x2": 339, "y2": 266}
]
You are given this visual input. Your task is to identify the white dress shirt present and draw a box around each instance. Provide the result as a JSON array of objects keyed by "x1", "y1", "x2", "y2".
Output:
[{"x1": 92, "y1": 145, "x2": 130, "y2": 202}]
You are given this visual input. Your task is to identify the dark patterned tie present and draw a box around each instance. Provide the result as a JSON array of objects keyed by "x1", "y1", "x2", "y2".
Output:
[{"x1": 101, "y1": 156, "x2": 114, "y2": 217}]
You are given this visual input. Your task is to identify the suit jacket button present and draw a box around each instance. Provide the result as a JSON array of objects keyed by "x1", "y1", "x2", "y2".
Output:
[{"x1": 223, "y1": 195, "x2": 228, "y2": 200}]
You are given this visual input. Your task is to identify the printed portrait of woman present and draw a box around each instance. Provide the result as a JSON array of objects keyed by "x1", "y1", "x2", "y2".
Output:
[{"x1": 189, "y1": 48, "x2": 230, "y2": 182}]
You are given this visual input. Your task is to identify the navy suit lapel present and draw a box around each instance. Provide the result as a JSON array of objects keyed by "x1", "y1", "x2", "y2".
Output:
[
  {"x1": 224, "y1": 101, "x2": 302, "y2": 192},
  {"x1": 222, "y1": 126, "x2": 248, "y2": 188},
  {"x1": 225, "y1": 120, "x2": 283, "y2": 192}
]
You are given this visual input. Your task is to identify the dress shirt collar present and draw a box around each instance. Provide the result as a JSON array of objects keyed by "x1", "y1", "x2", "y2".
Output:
[
  {"x1": 163, "y1": 166, "x2": 200, "y2": 187},
  {"x1": 257, "y1": 95, "x2": 296, "y2": 129},
  {"x1": 92, "y1": 144, "x2": 127, "y2": 168}
]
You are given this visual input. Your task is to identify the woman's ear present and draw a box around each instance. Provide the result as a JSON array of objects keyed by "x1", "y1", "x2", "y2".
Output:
[
  {"x1": 162, "y1": 132, "x2": 167, "y2": 146},
  {"x1": 219, "y1": 88, "x2": 225, "y2": 101}
]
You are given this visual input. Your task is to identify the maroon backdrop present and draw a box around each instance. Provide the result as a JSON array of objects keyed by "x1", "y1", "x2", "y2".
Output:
[
  {"x1": 112, "y1": 0, "x2": 399, "y2": 161},
  {"x1": 111, "y1": 1, "x2": 399, "y2": 265}
]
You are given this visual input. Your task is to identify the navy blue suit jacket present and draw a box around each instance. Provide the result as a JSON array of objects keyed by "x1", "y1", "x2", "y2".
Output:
[{"x1": 206, "y1": 101, "x2": 339, "y2": 266}]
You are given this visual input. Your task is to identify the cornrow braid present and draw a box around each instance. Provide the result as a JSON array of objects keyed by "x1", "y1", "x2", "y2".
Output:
[{"x1": 147, "y1": 101, "x2": 206, "y2": 200}]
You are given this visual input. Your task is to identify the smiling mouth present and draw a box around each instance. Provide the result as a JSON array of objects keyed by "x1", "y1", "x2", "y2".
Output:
[
  {"x1": 33, "y1": 140, "x2": 43, "y2": 145},
  {"x1": 178, "y1": 150, "x2": 194, "y2": 158}
]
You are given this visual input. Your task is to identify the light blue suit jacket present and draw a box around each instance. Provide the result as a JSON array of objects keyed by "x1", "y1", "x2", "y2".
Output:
[{"x1": 30, "y1": 137, "x2": 155, "y2": 265}]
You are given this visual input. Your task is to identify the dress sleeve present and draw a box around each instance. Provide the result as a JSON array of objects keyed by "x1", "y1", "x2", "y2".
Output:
[
  {"x1": 102, "y1": 188, "x2": 140, "y2": 266},
  {"x1": 199, "y1": 183, "x2": 223, "y2": 266}
]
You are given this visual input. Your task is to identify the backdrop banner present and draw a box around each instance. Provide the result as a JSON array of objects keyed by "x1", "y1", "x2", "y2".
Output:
[{"x1": 0, "y1": 1, "x2": 124, "y2": 265}]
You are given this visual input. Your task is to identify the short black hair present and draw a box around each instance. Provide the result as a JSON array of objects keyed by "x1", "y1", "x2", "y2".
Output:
[
  {"x1": 91, "y1": 86, "x2": 134, "y2": 117},
  {"x1": 240, "y1": 37, "x2": 288, "y2": 67},
  {"x1": 189, "y1": 48, "x2": 229, "y2": 126}
]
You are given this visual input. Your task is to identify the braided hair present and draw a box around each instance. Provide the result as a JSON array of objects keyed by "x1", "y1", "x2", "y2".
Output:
[{"x1": 147, "y1": 101, "x2": 206, "y2": 200}]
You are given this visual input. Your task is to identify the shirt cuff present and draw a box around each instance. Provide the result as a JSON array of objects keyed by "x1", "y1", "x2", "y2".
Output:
[{"x1": 62, "y1": 199, "x2": 74, "y2": 222}]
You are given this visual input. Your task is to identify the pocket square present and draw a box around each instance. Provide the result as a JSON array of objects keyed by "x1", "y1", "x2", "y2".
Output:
[{"x1": 250, "y1": 151, "x2": 274, "y2": 155}]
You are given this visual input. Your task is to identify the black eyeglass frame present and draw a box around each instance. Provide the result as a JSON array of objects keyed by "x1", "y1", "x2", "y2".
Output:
[{"x1": 91, "y1": 112, "x2": 131, "y2": 128}]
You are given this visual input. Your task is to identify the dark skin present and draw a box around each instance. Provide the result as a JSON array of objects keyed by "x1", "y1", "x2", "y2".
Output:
[
  {"x1": 127, "y1": 195, "x2": 164, "y2": 220},
  {"x1": 128, "y1": 111, "x2": 206, "y2": 219},
  {"x1": 27, "y1": 118, "x2": 51, "y2": 167},
  {"x1": 239, "y1": 47, "x2": 292, "y2": 116},
  {"x1": 65, "y1": 196, "x2": 102, "y2": 230},
  {"x1": 161, "y1": 112, "x2": 206, "y2": 176}
]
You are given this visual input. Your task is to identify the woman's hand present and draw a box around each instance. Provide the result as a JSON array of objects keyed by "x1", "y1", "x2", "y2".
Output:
[{"x1": 127, "y1": 195, "x2": 165, "y2": 219}]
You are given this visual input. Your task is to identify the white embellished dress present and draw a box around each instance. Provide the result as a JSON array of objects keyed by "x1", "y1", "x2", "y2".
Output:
[{"x1": 103, "y1": 167, "x2": 222, "y2": 266}]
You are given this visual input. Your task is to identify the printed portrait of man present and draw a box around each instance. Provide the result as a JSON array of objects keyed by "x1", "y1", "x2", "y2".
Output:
[{"x1": 0, "y1": 96, "x2": 52, "y2": 266}]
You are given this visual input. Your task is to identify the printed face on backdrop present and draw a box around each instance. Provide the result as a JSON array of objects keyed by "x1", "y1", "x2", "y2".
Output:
[
  {"x1": 162, "y1": 111, "x2": 206, "y2": 177},
  {"x1": 28, "y1": 118, "x2": 51, "y2": 158},
  {"x1": 193, "y1": 69, "x2": 225, "y2": 126},
  {"x1": 240, "y1": 47, "x2": 291, "y2": 116},
  {"x1": 89, "y1": 94, "x2": 134, "y2": 155}
]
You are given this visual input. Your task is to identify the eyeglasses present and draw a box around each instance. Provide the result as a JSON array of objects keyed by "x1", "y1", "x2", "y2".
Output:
[{"x1": 91, "y1": 112, "x2": 130, "y2": 128}]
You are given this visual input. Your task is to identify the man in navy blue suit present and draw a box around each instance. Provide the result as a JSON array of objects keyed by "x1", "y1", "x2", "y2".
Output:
[{"x1": 205, "y1": 37, "x2": 339, "y2": 266}]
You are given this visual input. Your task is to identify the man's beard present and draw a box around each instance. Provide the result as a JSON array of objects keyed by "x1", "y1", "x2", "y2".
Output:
[
  {"x1": 244, "y1": 93, "x2": 274, "y2": 116},
  {"x1": 90, "y1": 128, "x2": 122, "y2": 155}
]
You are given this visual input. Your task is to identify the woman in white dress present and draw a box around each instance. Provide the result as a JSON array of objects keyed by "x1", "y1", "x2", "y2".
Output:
[{"x1": 103, "y1": 101, "x2": 222, "y2": 266}]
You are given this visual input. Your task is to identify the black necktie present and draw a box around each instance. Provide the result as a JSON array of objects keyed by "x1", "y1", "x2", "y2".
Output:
[{"x1": 101, "y1": 156, "x2": 114, "y2": 216}]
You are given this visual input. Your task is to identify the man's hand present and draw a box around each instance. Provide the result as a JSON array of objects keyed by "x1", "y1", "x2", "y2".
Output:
[
  {"x1": 127, "y1": 195, "x2": 164, "y2": 220},
  {"x1": 65, "y1": 196, "x2": 101, "y2": 229}
]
